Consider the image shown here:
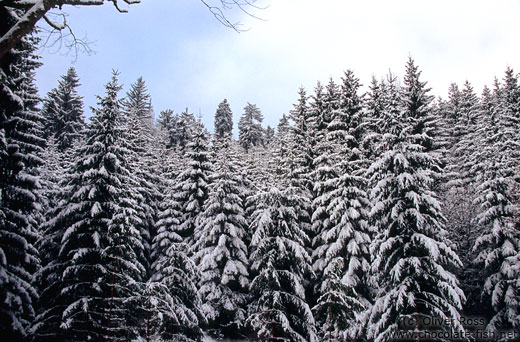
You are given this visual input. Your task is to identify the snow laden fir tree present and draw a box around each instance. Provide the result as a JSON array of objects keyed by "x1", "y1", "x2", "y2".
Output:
[
  {"x1": 367, "y1": 59, "x2": 466, "y2": 342},
  {"x1": 35, "y1": 72, "x2": 146, "y2": 341}
]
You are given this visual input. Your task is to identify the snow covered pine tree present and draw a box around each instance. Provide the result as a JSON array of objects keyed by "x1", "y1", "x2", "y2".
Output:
[{"x1": 367, "y1": 59, "x2": 466, "y2": 342}]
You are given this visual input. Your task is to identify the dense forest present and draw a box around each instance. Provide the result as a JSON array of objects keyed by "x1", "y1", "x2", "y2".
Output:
[{"x1": 1, "y1": 26, "x2": 520, "y2": 342}]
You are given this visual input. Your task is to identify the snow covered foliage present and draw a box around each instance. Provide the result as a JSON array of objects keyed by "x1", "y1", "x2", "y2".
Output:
[
  {"x1": 473, "y1": 173, "x2": 520, "y2": 332},
  {"x1": 471, "y1": 68, "x2": 520, "y2": 333},
  {"x1": 0, "y1": 28, "x2": 43, "y2": 341},
  {"x1": 148, "y1": 241, "x2": 204, "y2": 342},
  {"x1": 238, "y1": 102, "x2": 264, "y2": 152},
  {"x1": 214, "y1": 99, "x2": 234, "y2": 140},
  {"x1": 150, "y1": 148, "x2": 204, "y2": 342},
  {"x1": 172, "y1": 118, "x2": 213, "y2": 245},
  {"x1": 312, "y1": 70, "x2": 373, "y2": 340},
  {"x1": 41, "y1": 67, "x2": 85, "y2": 151},
  {"x1": 194, "y1": 139, "x2": 249, "y2": 339},
  {"x1": 123, "y1": 77, "x2": 162, "y2": 279},
  {"x1": 37, "y1": 71, "x2": 145, "y2": 341},
  {"x1": 123, "y1": 76, "x2": 154, "y2": 132},
  {"x1": 367, "y1": 60, "x2": 465, "y2": 342},
  {"x1": 248, "y1": 187, "x2": 317, "y2": 342}
]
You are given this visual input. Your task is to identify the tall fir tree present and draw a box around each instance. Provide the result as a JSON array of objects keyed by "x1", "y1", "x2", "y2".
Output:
[
  {"x1": 148, "y1": 144, "x2": 204, "y2": 342},
  {"x1": 367, "y1": 60, "x2": 465, "y2": 342},
  {"x1": 41, "y1": 67, "x2": 85, "y2": 151},
  {"x1": 173, "y1": 118, "x2": 213, "y2": 246},
  {"x1": 123, "y1": 77, "x2": 161, "y2": 280},
  {"x1": 39, "y1": 72, "x2": 145, "y2": 341},
  {"x1": 194, "y1": 138, "x2": 249, "y2": 339},
  {"x1": 238, "y1": 102, "x2": 264, "y2": 152},
  {"x1": 0, "y1": 26, "x2": 44, "y2": 341},
  {"x1": 312, "y1": 70, "x2": 372, "y2": 340},
  {"x1": 214, "y1": 99, "x2": 234, "y2": 141},
  {"x1": 471, "y1": 69, "x2": 520, "y2": 333},
  {"x1": 248, "y1": 187, "x2": 317, "y2": 342}
]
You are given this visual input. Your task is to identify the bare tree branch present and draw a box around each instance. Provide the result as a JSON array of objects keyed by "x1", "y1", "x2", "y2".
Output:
[
  {"x1": 0, "y1": 0, "x2": 140, "y2": 60},
  {"x1": 200, "y1": 0, "x2": 267, "y2": 33},
  {"x1": 39, "y1": 11, "x2": 93, "y2": 60},
  {"x1": 0, "y1": 0, "x2": 265, "y2": 61}
]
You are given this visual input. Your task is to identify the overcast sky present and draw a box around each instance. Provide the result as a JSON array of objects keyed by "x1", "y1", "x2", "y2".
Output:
[{"x1": 35, "y1": 0, "x2": 520, "y2": 132}]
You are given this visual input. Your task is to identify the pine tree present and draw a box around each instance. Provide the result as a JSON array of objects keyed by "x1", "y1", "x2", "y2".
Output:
[
  {"x1": 33, "y1": 138, "x2": 69, "y2": 342},
  {"x1": 149, "y1": 175, "x2": 204, "y2": 341},
  {"x1": 173, "y1": 109, "x2": 198, "y2": 154},
  {"x1": 312, "y1": 70, "x2": 372, "y2": 340},
  {"x1": 473, "y1": 163, "x2": 520, "y2": 332},
  {"x1": 311, "y1": 79, "x2": 340, "y2": 302},
  {"x1": 123, "y1": 77, "x2": 161, "y2": 280},
  {"x1": 471, "y1": 69, "x2": 520, "y2": 333},
  {"x1": 367, "y1": 61, "x2": 465, "y2": 342},
  {"x1": 42, "y1": 71, "x2": 145, "y2": 341},
  {"x1": 0, "y1": 28, "x2": 43, "y2": 341},
  {"x1": 247, "y1": 187, "x2": 317, "y2": 342},
  {"x1": 214, "y1": 99, "x2": 234, "y2": 140},
  {"x1": 123, "y1": 76, "x2": 153, "y2": 132},
  {"x1": 264, "y1": 125, "x2": 275, "y2": 144},
  {"x1": 173, "y1": 119, "x2": 213, "y2": 246},
  {"x1": 194, "y1": 138, "x2": 249, "y2": 339},
  {"x1": 238, "y1": 102, "x2": 264, "y2": 152},
  {"x1": 41, "y1": 67, "x2": 85, "y2": 151},
  {"x1": 144, "y1": 248, "x2": 204, "y2": 341}
]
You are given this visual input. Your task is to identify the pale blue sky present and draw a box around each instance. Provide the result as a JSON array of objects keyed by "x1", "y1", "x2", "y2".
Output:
[{"x1": 35, "y1": 0, "x2": 520, "y2": 132}]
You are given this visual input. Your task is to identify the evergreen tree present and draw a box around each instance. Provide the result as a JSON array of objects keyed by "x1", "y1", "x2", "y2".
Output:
[
  {"x1": 473, "y1": 163, "x2": 520, "y2": 332},
  {"x1": 214, "y1": 99, "x2": 234, "y2": 140},
  {"x1": 0, "y1": 29, "x2": 43, "y2": 341},
  {"x1": 123, "y1": 77, "x2": 161, "y2": 279},
  {"x1": 194, "y1": 139, "x2": 249, "y2": 339},
  {"x1": 238, "y1": 102, "x2": 264, "y2": 152},
  {"x1": 173, "y1": 119, "x2": 213, "y2": 245},
  {"x1": 247, "y1": 187, "x2": 317, "y2": 342},
  {"x1": 41, "y1": 67, "x2": 85, "y2": 151},
  {"x1": 471, "y1": 69, "x2": 520, "y2": 333},
  {"x1": 123, "y1": 76, "x2": 153, "y2": 132},
  {"x1": 367, "y1": 61, "x2": 465, "y2": 342},
  {"x1": 312, "y1": 70, "x2": 372, "y2": 340},
  {"x1": 264, "y1": 125, "x2": 275, "y2": 144},
  {"x1": 289, "y1": 87, "x2": 315, "y2": 193},
  {"x1": 311, "y1": 79, "x2": 340, "y2": 298},
  {"x1": 150, "y1": 175, "x2": 204, "y2": 341},
  {"x1": 42, "y1": 72, "x2": 145, "y2": 341},
  {"x1": 173, "y1": 109, "x2": 198, "y2": 154}
]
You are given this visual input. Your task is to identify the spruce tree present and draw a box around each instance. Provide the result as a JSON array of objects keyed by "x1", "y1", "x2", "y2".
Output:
[
  {"x1": 43, "y1": 71, "x2": 145, "y2": 341},
  {"x1": 214, "y1": 99, "x2": 234, "y2": 140},
  {"x1": 173, "y1": 119, "x2": 213, "y2": 246},
  {"x1": 0, "y1": 29, "x2": 43, "y2": 341},
  {"x1": 313, "y1": 70, "x2": 372, "y2": 340},
  {"x1": 41, "y1": 67, "x2": 85, "y2": 151},
  {"x1": 367, "y1": 61, "x2": 465, "y2": 342},
  {"x1": 248, "y1": 187, "x2": 317, "y2": 342},
  {"x1": 194, "y1": 138, "x2": 249, "y2": 339},
  {"x1": 149, "y1": 174, "x2": 204, "y2": 341},
  {"x1": 238, "y1": 102, "x2": 264, "y2": 152},
  {"x1": 123, "y1": 76, "x2": 153, "y2": 132},
  {"x1": 123, "y1": 77, "x2": 161, "y2": 279},
  {"x1": 471, "y1": 69, "x2": 520, "y2": 333}
]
